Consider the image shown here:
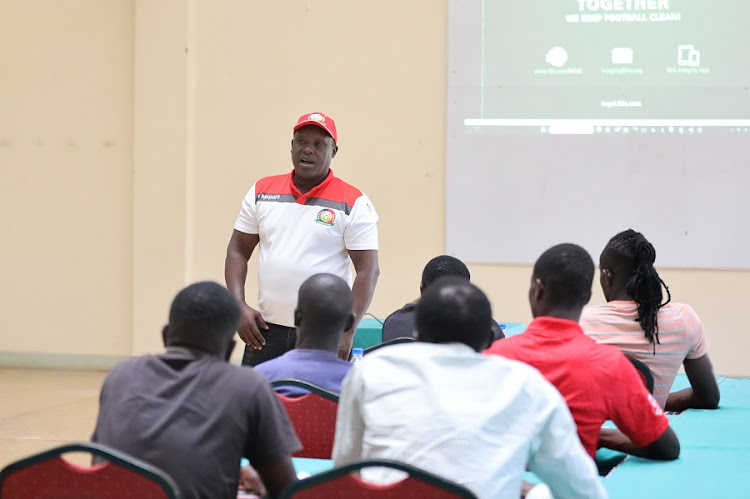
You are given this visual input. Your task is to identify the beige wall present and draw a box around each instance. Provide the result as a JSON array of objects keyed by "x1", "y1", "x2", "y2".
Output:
[
  {"x1": 1, "y1": 1, "x2": 748, "y2": 375},
  {"x1": 0, "y1": 0, "x2": 134, "y2": 358}
]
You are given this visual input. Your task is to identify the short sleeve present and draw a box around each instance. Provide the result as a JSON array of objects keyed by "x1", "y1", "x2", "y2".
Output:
[
  {"x1": 609, "y1": 355, "x2": 670, "y2": 447},
  {"x1": 683, "y1": 305, "x2": 709, "y2": 360},
  {"x1": 344, "y1": 194, "x2": 378, "y2": 250},
  {"x1": 234, "y1": 184, "x2": 259, "y2": 234},
  {"x1": 244, "y1": 379, "x2": 301, "y2": 467}
]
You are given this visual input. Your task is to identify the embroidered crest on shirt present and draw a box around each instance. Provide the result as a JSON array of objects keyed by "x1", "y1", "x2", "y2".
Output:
[{"x1": 315, "y1": 209, "x2": 336, "y2": 226}]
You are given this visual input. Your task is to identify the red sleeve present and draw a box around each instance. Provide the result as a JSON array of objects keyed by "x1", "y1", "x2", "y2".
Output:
[{"x1": 608, "y1": 354, "x2": 670, "y2": 447}]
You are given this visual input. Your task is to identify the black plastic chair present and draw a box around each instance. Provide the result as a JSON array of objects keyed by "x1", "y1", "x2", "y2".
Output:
[
  {"x1": 364, "y1": 337, "x2": 416, "y2": 355},
  {"x1": 626, "y1": 356, "x2": 655, "y2": 394},
  {"x1": 278, "y1": 459, "x2": 477, "y2": 498}
]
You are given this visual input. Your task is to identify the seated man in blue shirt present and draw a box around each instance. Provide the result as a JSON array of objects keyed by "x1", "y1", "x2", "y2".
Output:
[{"x1": 255, "y1": 273, "x2": 354, "y2": 396}]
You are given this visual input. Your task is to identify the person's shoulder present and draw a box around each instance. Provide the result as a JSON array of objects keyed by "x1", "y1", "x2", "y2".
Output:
[
  {"x1": 324, "y1": 174, "x2": 370, "y2": 206},
  {"x1": 661, "y1": 301, "x2": 698, "y2": 317},
  {"x1": 485, "y1": 330, "x2": 531, "y2": 356},
  {"x1": 254, "y1": 172, "x2": 293, "y2": 193},
  {"x1": 108, "y1": 354, "x2": 151, "y2": 375},
  {"x1": 210, "y1": 361, "x2": 271, "y2": 392},
  {"x1": 580, "y1": 303, "x2": 611, "y2": 319}
]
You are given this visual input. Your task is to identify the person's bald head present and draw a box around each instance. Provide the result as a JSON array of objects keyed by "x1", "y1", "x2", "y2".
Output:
[
  {"x1": 163, "y1": 281, "x2": 240, "y2": 358},
  {"x1": 416, "y1": 277, "x2": 493, "y2": 352},
  {"x1": 294, "y1": 273, "x2": 354, "y2": 350}
]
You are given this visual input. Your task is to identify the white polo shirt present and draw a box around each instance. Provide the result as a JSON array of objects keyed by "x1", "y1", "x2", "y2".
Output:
[
  {"x1": 234, "y1": 170, "x2": 378, "y2": 327},
  {"x1": 332, "y1": 342, "x2": 607, "y2": 499}
]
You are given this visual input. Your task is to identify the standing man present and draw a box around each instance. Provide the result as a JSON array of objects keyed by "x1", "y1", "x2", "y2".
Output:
[{"x1": 225, "y1": 112, "x2": 379, "y2": 365}]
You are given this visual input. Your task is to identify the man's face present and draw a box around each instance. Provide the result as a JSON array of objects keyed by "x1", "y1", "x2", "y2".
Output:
[{"x1": 290, "y1": 125, "x2": 337, "y2": 186}]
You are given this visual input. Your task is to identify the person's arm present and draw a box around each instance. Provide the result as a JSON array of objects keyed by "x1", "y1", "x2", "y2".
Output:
[
  {"x1": 225, "y1": 229, "x2": 268, "y2": 350},
  {"x1": 666, "y1": 354, "x2": 720, "y2": 412},
  {"x1": 598, "y1": 426, "x2": 680, "y2": 460},
  {"x1": 527, "y1": 381, "x2": 607, "y2": 499},
  {"x1": 254, "y1": 456, "x2": 297, "y2": 498},
  {"x1": 338, "y1": 249, "x2": 379, "y2": 359},
  {"x1": 605, "y1": 354, "x2": 679, "y2": 460},
  {"x1": 331, "y1": 369, "x2": 365, "y2": 465}
]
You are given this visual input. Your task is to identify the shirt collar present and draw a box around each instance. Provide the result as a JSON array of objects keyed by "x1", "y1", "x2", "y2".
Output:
[
  {"x1": 526, "y1": 316, "x2": 585, "y2": 338},
  {"x1": 288, "y1": 169, "x2": 335, "y2": 202}
]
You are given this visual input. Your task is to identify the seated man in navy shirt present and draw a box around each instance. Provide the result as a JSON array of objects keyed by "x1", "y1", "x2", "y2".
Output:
[
  {"x1": 255, "y1": 273, "x2": 354, "y2": 396},
  {"x1": 382, "y1": 255, "x2": 505, "y2": 343}
]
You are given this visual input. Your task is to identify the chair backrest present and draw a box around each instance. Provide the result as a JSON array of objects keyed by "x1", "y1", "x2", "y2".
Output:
[
  {"x1": 363, "y1": 337, "x2": 416, "y2": 355},
  {"x1": 279, "y1": 459, "x2": 477, "y2": 499},
  {"x1": 0, "y1": 442, "x2": 179, "y2": 499},
  {"x1": 626, "y1": 356, "x2": 655, "y2": 394},
  {"x1": 271, "y1": 378, "x2": 340, "y2": 459}
]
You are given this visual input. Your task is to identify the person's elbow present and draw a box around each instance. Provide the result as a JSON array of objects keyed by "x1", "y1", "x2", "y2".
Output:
[
  {"x1": 700, "y1": 384, "x2": 721, "y2": 409},
  {"x1": 646, "y1": 427, "x2": 681, "y2": 461}
]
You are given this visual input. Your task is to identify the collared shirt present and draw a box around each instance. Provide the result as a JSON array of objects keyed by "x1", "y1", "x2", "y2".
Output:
[
  {"x1": 254, "y1": 348, "x2": 352, "y2": 396},
  {"x1": 234, "y1": 170, "x2": 378, "y2": 327},
  {"x1": 580, "y1": 301, "x2": 709, "y2": 408},
  {"x1": 92, "y1": 348, "x2": 301, "y2": 499},
  {"x1": 486, "y1": 316, "x2": 669, "y2": 458},
  {"x1": 332, "y1": 342, "x2": 606, "y2": 499}
]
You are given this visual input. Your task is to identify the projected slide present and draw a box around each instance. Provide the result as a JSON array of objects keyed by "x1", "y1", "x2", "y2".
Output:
[
  {"x1": 445, "y1": 0, "x2": 750, "y2": 269},
  {"x1": 468, "y1": 0, "x2": 750, "y2": 135}
]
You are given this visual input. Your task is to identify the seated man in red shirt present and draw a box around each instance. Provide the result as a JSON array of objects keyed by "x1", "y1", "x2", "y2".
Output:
[{"x1": 486, "y1": 243, "x2": 680, "y2": 461}]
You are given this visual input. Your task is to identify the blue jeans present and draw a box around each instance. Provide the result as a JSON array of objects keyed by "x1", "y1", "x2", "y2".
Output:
[{"x1": 241, "y1": 323, "x2": 297, "y2": 367}]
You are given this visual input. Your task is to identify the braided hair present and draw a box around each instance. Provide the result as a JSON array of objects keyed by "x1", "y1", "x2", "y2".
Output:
[{"x1": 604, "y1": 230, "x2": 671, "y2": 351}]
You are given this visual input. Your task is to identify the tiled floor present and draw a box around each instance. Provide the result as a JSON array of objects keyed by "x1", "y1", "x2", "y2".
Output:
[{"x1": 0, "y1": 368, "x2": 107, "y2": 469}]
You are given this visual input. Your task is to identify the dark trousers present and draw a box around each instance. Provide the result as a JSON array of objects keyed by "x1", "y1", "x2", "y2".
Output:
[{"x1": 241, "y1": 323, "x2": 297, "y2": 367}]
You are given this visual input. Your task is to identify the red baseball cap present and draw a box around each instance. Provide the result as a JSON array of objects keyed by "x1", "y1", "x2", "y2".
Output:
[{"x1": 293, "y1": 112, "x2": 338, "y2": 143}]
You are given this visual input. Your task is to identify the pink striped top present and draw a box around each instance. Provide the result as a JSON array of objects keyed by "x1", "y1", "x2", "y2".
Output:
[{"x1": 579, "y1": 301, "x2": 708, "y2": 408}]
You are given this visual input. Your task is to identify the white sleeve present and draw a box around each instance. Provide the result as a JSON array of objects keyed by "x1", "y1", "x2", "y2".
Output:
[
  {"x1": 528, "y1": 379, "x2": 608, "y2": 499},
  {"x1": 331, "y1": 366, "x2": 366, "y2": 466},
  {"x1": 234, "y1": 184, "x2": 259, "y2": 234},
  {"x1": 344, "y1": 194, "x2": 378, "y2": 250}
]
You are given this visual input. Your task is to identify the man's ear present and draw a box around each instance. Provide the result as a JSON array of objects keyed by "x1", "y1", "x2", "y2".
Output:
[
  {"x1": 344, "y1": 313, "x2": 355, "y2": 333},
  {"x1": 331, "y1": 144, "x2": 338, "y2": 158},
  {"x1": 532, "y1": 278, "x2": 544, "y2": 301},
  {"x1": 294, "y1": 308, "x2": 302, "y2": 328},
  {"x1": 161, "y1": 325, "x2": 169, "y2": 347},
  {"x1": 419, "y1": 282, "x2": 425, "y2": 295},
  {"x1": 290, "y1": 139, "x2": 294, "y2": 153}
]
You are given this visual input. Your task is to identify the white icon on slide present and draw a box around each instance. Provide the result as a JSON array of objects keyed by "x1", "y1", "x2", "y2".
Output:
[
  {"x1": 678, "y1": 45, "x2": 700, "y2": 67},
  {"x1": 611, "y1": 48, "x2": 633, "y2": 64},
  {"x1": 546, "y1": 47, "x2": 568, "y2": 68}
]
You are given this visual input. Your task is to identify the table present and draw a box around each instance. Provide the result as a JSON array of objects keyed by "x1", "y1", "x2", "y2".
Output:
[
  {"x1": 603, "y1": 376, "x2": 750, "y2": 498},
  {"x1": 353, "y1": 318, "x2": 527, "y2": 350}
]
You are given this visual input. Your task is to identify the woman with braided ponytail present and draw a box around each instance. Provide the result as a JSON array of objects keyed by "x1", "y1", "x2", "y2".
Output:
[{"x1": 580, "y1": 229, "x2": 720, "y2": 412}]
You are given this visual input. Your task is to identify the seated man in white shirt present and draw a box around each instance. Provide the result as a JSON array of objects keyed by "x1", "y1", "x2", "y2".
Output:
[{"x1": 332, "y1": 277, "x2": 607, "y2": 499}]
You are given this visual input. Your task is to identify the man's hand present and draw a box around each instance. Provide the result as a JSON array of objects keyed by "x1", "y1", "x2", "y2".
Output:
[
  {"x1": 337, "y1": 332, "x2": 354, "y2": 360},
  {"x1": 238, "y1": 303, "x2": 268, "y2": 350},
  {"x1": 238, "y1": 464, "x2": 266, "y2": 496}
]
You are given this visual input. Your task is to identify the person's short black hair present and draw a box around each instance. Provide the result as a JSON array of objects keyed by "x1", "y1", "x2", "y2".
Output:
[
  {"x1": 167, "y1": 281, "x2": 240, "y2": 352},
  {"x1": 533, "y1": 243, "x2": 594, "y2": 309},
  {"x1": 416, "y1": 276, "x2": 492, "y2": 351},
  {"x1": 421, "y1": 255, "x2": 471, "y2": 288}
]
